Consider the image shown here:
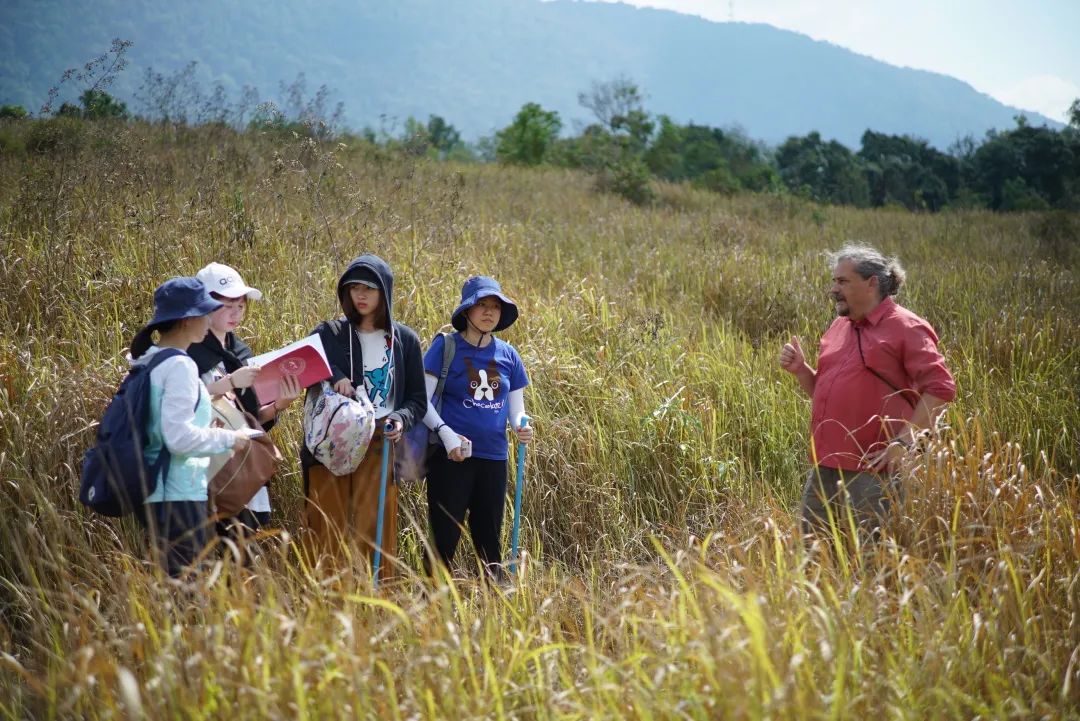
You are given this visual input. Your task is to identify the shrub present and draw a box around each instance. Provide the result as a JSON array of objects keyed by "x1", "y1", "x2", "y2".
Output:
[
  {"x1": 0, "y1": 104, "x2": 29, "y2": 120},
  {"x1": 26, "y1": 117, "x2": 85, "y2": 155},
  {"x1": 596, "y1": 156, "x2": 655, "y2": 206}
]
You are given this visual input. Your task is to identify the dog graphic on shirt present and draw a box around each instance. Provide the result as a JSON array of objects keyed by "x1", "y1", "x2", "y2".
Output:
[{"x1": 464, "y1": 358, "x2": 502, "y2": 401}]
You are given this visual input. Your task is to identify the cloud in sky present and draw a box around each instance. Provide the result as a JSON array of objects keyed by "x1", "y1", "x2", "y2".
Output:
[
  {"x1": 590, "y1": 0, "x2": 1080, "y2": 122},
  {"x1": 993, "y1": 76, "x2": 1080, "y2": 123}
]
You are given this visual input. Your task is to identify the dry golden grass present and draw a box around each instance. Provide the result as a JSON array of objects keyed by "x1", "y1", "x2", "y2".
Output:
[{"x1": 0, "y1": 120, "x2": 1078, "y2": 719}]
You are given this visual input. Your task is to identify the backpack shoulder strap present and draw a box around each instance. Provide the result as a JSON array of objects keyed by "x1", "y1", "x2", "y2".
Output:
[
  {"x1": 432, "y1": 331, "x2": 455, "y2": 414},
  {"x1": 143, "y1": 347, "x2": 185, "y2": 370},
  {"x1": 130, "y1": 347, "x2": 189, "y2": 488}
]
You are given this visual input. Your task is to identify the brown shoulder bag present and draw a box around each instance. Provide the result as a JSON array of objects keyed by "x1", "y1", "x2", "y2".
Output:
[{"x1": 208, "y1": 395, "x2": 282, "y2": 517}]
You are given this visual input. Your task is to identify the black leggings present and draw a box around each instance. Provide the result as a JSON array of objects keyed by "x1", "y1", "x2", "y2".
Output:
[{"x1": 426, "y1": 453, "x2": 508, "y2": 575}]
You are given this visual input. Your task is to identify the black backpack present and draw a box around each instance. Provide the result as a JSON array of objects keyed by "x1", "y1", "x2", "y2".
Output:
[{"x1": 79, "y1": 349, "x2": 185, "y2": 516}]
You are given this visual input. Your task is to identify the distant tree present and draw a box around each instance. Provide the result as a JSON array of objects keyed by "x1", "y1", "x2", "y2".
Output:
[
  {"x1": 968, "y1": 120, "x2": 1076, "y2": 210},
  {"x1": 427, "y1": 115, "x2": 462, "y2": 157},
  {"x1": 496, "y1": 102, "x2": 561, "y2": 165},
  {"x1": 858, "y1": 131, "x2": 957, "y2": 210},
  {"x1": 54, "y1": 102, "x2": 82, "y2": 118},
  {"x1": 392, "y1": 115, "x2": 463, "y2": 159},
  {"x1": 41, "y1": 38, "x2": 131, "y2": 117},
  {"x1": 645, "y1": 117, "x2": 778, "y2": 194},
  {"x1": 578, "y1": 76, "x2": 653, "y2": 153},
  {"x1": 400, "y1": 116, "x2": 431, "y2": 156},
  {"x1": 79, "y1": 89, "x2": 128, "y2": 119},
  {"x1": 573, "y1": 78, "x2": 656, "y2": 204},
  {"x1": 776, "y1": 132, "x2": 870, "y2": 207},
  {"x1": 1068, "y1": 99, "x2": 1080, "y2": 131},
  {"x1": 0, "y1": 105, "x2": 28, "y2": 120}
]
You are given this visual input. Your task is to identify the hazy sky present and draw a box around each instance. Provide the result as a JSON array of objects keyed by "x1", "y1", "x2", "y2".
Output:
[{"x1": 596, "y1": 0, "x2": 1080, "y2": 122}]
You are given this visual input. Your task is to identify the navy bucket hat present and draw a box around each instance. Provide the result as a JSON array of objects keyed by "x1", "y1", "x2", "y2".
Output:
[
  {"x1": 451, "y1": 276, "x2": 519, "y2": 332},
  {"x1": 147, "y1": 277, "x2": 223, "y2": 329}
]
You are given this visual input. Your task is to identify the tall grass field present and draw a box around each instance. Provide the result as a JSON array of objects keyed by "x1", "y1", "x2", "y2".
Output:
[{"x1": 1, "y1": 120, "x2": 1078, "y2": 719}]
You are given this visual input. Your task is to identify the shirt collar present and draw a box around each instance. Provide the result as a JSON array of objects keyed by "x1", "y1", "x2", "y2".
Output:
[{"x1": 851, "y1": 296, "x2": 895, "y2": 328}]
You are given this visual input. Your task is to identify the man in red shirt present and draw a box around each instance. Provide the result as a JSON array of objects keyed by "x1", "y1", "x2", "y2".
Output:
[{"x1": 779, "y1": 244, "x2": 956, "y2": 539}]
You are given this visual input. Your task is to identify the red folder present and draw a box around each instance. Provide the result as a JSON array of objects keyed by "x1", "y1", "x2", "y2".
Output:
[{"x1": 249, "y1": 335, "x2": 332, "y2": 404}]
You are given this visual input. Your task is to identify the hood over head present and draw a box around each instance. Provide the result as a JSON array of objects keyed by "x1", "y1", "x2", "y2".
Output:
[{"x1": 337, "y1": 254, "x2": 394, "y2": 329}]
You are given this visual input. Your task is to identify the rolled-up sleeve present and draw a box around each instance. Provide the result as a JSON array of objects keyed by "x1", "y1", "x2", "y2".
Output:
[{"x1": 903, "y1": 321, "x2": 956, "y2": 402}]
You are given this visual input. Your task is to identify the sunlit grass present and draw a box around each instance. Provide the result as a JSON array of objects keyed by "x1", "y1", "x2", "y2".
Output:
[{"x1": 1, "y1": 121, "x2": 1078, "y2": 718}]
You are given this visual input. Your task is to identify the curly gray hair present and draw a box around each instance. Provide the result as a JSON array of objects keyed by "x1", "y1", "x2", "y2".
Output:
[{"x1": 827, "y1": 243, "x2": 906, "y2": 298}]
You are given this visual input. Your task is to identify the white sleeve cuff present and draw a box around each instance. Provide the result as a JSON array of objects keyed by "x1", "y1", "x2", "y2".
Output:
[{"x1": 439, "y1": 425, "x2": 461, "y2": 452}]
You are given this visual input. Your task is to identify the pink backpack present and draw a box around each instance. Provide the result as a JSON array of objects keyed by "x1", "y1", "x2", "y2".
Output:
[{"x1": 303, "y1": 381, "x2": 376, "y2": 476}]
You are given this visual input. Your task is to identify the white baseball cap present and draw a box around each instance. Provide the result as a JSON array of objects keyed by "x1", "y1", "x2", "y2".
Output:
[{"x1": 195, "y1": 262, "x2": 263, "y2": 301}]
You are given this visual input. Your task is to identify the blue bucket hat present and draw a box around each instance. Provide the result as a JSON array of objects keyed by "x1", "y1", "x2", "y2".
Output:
[
  {"x1": 451, "y1": 276, "x2": 519, "y2": 332},
  {"x1": 147, "y1": 277, "x2": 223, "y2": 328}
]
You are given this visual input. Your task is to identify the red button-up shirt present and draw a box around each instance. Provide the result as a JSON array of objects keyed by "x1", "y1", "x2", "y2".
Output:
[{"x1": 811, "y1": 297, "x2": 956, "y2": 471}]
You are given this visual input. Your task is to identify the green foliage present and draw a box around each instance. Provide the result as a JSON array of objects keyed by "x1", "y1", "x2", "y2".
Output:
[
  {"x1": 495, "y1": 102, "x2": 561, "y2": 166},
  {"x1": 426, "y1": 114, "x2": 462, "y2": 157},
  {"x1": 646, "y1": 117, "x2": 779, "y2": 194},
  {"x1": 10, "y1": 36, "x2": 1080, "y2": 216},
  {"x1": 776, "y1": 131, "x2": 870, "y2": 207},
  {"x1": 1000, "y1": 177, "x2": 1051, "y2": 211},
  {"x1": 965, "y1": 119, "x2": 1080, "y2": 210},
  {"x1": 79, "y1": 89, "x2": 129, "y2": 119},
  {"x1": 0, "y1": 104, "x2": 29, "y2": 120},
  {"x1": 693, "y1": 165, "x2": 741, "y2": 195},
  {"x1": 578, "y1": 76, "x2": 653, "y2": 150},
  {"x1": 857, "y1": 131, "x2": 958, "y2": 211},
  {"x1": 54, "y1": 102, "x2": 82, "y2": 118},
  {"x1": 571, "y1": 78, "x2": 658, "y2": 205},
  {"x1": 395, "y1": 114, "x2": 466, "y2": 160},
  {"x1": 594, "y1": 154, "x2": 655, "y2": 206}
]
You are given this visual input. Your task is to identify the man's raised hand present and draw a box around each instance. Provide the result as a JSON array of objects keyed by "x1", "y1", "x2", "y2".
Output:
[{"x1": 779, "y1": 335, "x2": 806, "y2": 374}]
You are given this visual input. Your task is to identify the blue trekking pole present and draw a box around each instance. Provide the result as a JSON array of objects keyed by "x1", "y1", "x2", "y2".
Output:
[
  {"x1": 509, "y1": 416, "x2": 530, "y2": 576},
  {"x1": 372, "y1": 420, "x2": 394, "y2": 588}
]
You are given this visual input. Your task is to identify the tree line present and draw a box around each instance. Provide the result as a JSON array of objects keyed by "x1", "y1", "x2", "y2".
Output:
[{"x1": 3, "y1": 41, "x2": 1078, "y2": 213}]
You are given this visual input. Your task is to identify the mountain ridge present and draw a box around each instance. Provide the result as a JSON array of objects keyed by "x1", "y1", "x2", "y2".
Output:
[{"x1": 0, "y1": 0, "x2": 1062, "y2": 149}]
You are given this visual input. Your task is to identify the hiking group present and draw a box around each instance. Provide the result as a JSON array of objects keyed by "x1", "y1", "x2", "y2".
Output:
[{"x1": 80, "y1": 242, "x2": 954, "y2": 581}]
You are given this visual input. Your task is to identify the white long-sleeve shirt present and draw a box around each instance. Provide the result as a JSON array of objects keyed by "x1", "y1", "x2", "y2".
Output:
[
  {"x1": 138, "y1": 346, "x2": 236, "y2": 503},
  {"x1": 422, "y1": 373, "x2": 526, "y2": 454}
]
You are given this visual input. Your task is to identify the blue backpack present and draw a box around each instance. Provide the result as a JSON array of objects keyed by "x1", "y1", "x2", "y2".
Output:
[{"x1": 79, "y1": 349, "x2": 185, "y2": 516}]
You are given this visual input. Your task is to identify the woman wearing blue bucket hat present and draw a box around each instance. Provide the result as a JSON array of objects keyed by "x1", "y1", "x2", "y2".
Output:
[
  {"x1": 421, "y1": 275, "x2": 533, "y2": 579},
  {"x1": 130, "y1": 277, "x2": 252, "y2": 578}
]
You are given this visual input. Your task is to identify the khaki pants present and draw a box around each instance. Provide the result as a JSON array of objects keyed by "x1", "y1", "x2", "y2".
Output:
[
  {"x1": 800, "y1": 465, "x2": 898, "y2": 540},
  {"x1": 304, "y1": 427, "x2": 398, "y2": 579}
]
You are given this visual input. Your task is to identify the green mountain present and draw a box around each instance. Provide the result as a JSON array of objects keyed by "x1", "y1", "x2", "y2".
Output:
[{"x1": 0, "y1": 0, "x2": 1062, "y2": 148}]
